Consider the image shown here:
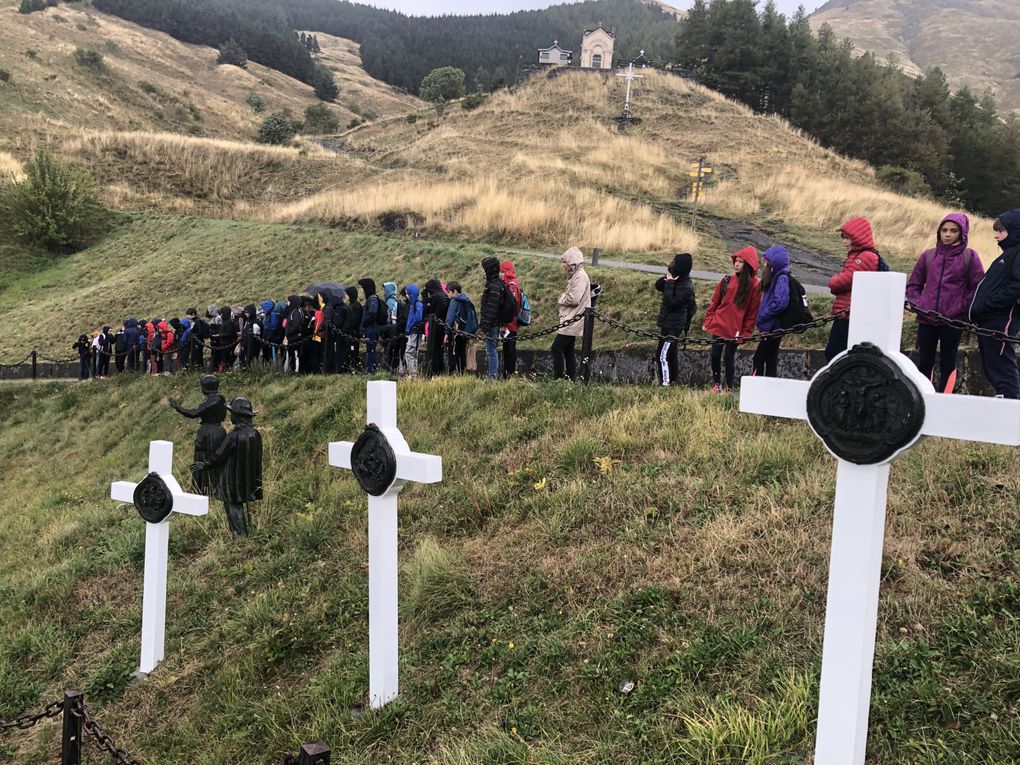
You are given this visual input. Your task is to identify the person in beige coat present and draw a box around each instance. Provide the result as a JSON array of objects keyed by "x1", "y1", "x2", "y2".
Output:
[{"x1": 551, "y1": 246, "x2": 591, "y2": 380}]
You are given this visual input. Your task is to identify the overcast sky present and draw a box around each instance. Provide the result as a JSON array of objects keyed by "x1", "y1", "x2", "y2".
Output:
[{"x1": 367, "y1": 1, "x2": 829, "y2": 17}]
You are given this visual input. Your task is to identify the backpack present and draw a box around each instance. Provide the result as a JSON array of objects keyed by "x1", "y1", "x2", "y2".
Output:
[
  {"x1": 498, "y1": 282, "x2": 517, "y2": 324},
  {"x1": 150, "y1": 329, "x2": 162, "y2": 352},
  {"x1": 462, "y1": 298, "x2": 479, "y2": 334},
  {"x1": 778, "y1": 274, "x2": 814, "y2": 329},
  {"x1": 863, "y1": 248, "x2": 891, "y2": 272},
  {"x1": 517, "y1": 289, "x2": 531, "y2": 326},
  {"x1": 375, "y1": 295, "x2": 388, "y2": 325},
  {"x1": 715, "y1": 275, "x2": 732, "y2": 307}
]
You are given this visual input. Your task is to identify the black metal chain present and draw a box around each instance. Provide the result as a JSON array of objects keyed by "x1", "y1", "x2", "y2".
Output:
[
  {"x1": 904, "y1": 301, "x2": 1018, "y2": 343},
  {"x1": 73, "y1": 698, "x2": 144, "y2": 765},
  {"x1": 592, "y1": 309, "x2": 847, "y2": 346},
  {"x1": 432, "y1": 313, "x2": 586, "y2": 343},
  {"x1": 0, "y1": 699, "x2": 63, "y2": 733},
  {"x1": 0, "y1": 351, "x2": 33, "y2": 368}
]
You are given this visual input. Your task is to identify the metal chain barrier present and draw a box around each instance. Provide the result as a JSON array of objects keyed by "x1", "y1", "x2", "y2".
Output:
[
  {"x1": 904, "y1": 301, "x2": 1018, "y2": 343},
  {"x1": 73, "y1": 697, "x2": 145, "y2": 765},
  {"x1": 432, "y1": 313, "x2": 586, "y2": 344},
  {"x1": 0, "y1": 698, "x2": 63, "y2": 732},
  {"x1": 591, "y1": 309, "x2": 847, "y2": 346}
]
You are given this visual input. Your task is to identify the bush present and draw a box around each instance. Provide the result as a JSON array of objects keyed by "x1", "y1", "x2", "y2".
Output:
[
  {"x1": 256, "y1": 111, "x2": 296, "y2": 145},
  {"x1": 361, "y1": 106, "x2": 379, "y2": 121},
  {"x1": 0, "y1": 150, "x2": 106, "y2": 253},
  {"x1": 19, "y1": 0, "x2": 46, "y2": 14},
  {"x1": 876, "y1": 165, "x2": 932, "y2": 198},
  {"x1": 302, "y1": 103, "x2": 339, "y2": 134},
  {"x1": 245, "y1": 91, "x2": 265, "y2": 113},
  {"x1": 346, "y1": 117, "x2": 363, "y2": 130},
  {"x1": 461, "y1": 92, "x2": 487, "y2": 111},
  {"x1": 73, "y1": 47, "x2": 104, "y2": 69},
  {"x1": 311, "y1": 64, "x2": 338, "y2": 101},
  {"x1": 406, "y1": 113, "x2": 418, "y2": 124},
  {"x1": 217, "y1": 38, "x2": 247, "y2": 68},
  {"x1": 138, "y1": 80, "x2": 158, "y2": 95},
  {"x1": 0, "y1": 69, "x2": 10, "y2": 85},
  {"x1": 420, "y1": 66, "x2": 466, "y2": 103},
  {"x1": 25, "y1": 49, "x2": 38, "y2": 59}
]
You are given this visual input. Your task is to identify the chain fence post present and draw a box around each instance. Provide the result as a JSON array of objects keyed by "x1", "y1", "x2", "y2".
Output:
[
  {"x1": 580, "y1": 307, "x2": 596, "y2": 385},
  {"x1": 61, "y1": 690, "x2": 83, "y2": 765},
  {"x1": 298, "y1": 741, "x2": 331, "y2": 765},
  {"x1": 31, "y1": 350, "x2": 37, "y2": 381}
]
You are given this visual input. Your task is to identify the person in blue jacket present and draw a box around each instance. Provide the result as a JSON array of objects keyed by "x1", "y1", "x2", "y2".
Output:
[
  {"x1": 123, "y1": 318, "x2": 141, "y2": 372},
  {"x1": 444, "y1": 281, "x2": 473, "y2": 374},
  {"x1": 259, "y1": 299, "x2": 280, "y2": 365},
  {"x1": 969, "y1": 210, "x2": 1020, "y2": 398},
  {"x1": 178, "y1": 316, "x2": 193, "y2": 370},
  {"x1": 403, "y1": 284, "x2": 424, "y2": 378},
  {"x1": 753, "y1": 245, "x2": 791, "y2": 377}
]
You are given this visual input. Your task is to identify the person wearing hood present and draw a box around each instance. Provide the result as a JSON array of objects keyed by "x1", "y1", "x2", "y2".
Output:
[
  {"x1": 73, "y1": 333, "x2": 92, "y2": 380},
  {"x1": 703, "y1": 247, "x2": 761, "y2": 392},
  {"x1": 124, "y1": 318, "x2": 141, "y2": 372},
  {"x1": 499, "y1": 260, "x2": 524, "y2": 377},
  {"x1": 168, "y1": 318, "x2": 183, "y2": 372},
  {"x1": 186, "y1": 308, "x2": 209, "y2": 370},
  {"x1": 342, "y1": 286, "x2": 363, "y2": 373},
  {"x1": 239, "y1": 304, "x2": 261, "y2": 370},
  {"x1": 324, "y1": 291, "x2": 346, "y2": 374},
  {"x1": 422, "y1": 278, "x2": 450, "y2": 377},
  {"x1": 479, "y1": 257, "x2": 506, "y2": 379},
  {"x1": 444, "y1": 281, "x2": 475, "y2": 374},
  {"x1": 147, "y1": 319, "x2": 163, "y2": 376},
  {"x1": 359, "y1": 278, "x2": 384, "y2": 373},
  {"x1": 113, "y1": 324, "x2": 128, "y2": 374},
  {"x1": 284, "y1": 295, "x2": 304, "y2": 373},
  {"x1": 969, "y1": 211, "x2": 1020, "y2": 398},
  {"x1": 403, "y1": 284, "x2": 424, "y2": 377},
  {"x1": 654, "y1": 252, "x2": 696, "y2": 386},
  {"x1": 906, "y1": 214, "x2": 985, "y2": 392},
  {"x1": 382, "y1": 281, "x2": 403, "y2": 374},
  {"x1": 159, "y1": 320, "x2": 176, "y2": 375},
  {"x1": 216, "y1": 305, "x2": 237, "y2": 372},
  {"x1": 178, "y1": 316, "x2": 193, "y2": 371},
  {"x1": 826, "y1": 217, "x2": 880, "y2": 361},
  {"x1": 259, "y1": 299, "x2": 281, "y2": 365},
  {"x1": 94, "y1": 325, "x2": 112, "y2": 379},
  {"x1": 551, "y1": 247, "x2": 592, "y2": 380},
  {"x1": 752, "y1": 246, "x2": 793, "y2": 378},
  {"x1": 299, "y1": 296, "x2": 319, "y2": 374}
]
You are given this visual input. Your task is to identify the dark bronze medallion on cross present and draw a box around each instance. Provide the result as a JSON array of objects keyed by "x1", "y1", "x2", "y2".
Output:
[
  {"x1": 807, "y1": 342, "x2": 926, "y2": 465},
  {"x1": 132, "y1": 472, "x2": 174, "y2": 523},
  {"x1": 350, "y1": 424, "x2": 398, "y2": 496}
]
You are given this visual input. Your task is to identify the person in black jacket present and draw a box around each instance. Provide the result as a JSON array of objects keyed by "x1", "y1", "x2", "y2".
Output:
[
  {"x1": 73, "y1": 334, "x2": 91, "y2": 380},
  {"x1": 359, "y1": 278, "x2": 383, "y2": 373},
  {"x1": 478, "y1": 257, "x2": 505, "y2": 379},
  {"x1": 969, "y1": 210, "x2": 1020, "y2": 398},
  {"x1": 326, "y1": 292, "x2": 346, "y2": 374},
  {"x1": 342, "y1": 286, "x2": 363, "y2": 372},
  {"x1": 124, "y1": 318, "x2": 141, "y2": 372},
  {"x1": 422, "y1": 278, "x2": 450, "y2": 377},
  {"x1": 215, "y1": 306, "x2": 237, "y2": 372},
  {"x1": 113, "y1": 324, "x2": 128, "y2": 374},
  {"x1": 185, "y1": 308, "x2": 208, "y2": 370},
  {"x1": 654, "y1": 253, "x2": 696, "y2": 386},
  {"x1": 284, "y1": 294, "x2": 304, "y2": 374}
]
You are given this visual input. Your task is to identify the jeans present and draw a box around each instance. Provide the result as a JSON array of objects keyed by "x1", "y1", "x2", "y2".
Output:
[
  {"x1": 710, "y1": 338, "x2": 737, "y2": 388},
  {"x1": 485, "y1": 327, "x2": 500, "y2": 379},
  {"x1": 915, "y1": 324, "x2": 963, "y2": 392},
  {"x1": 551, "y1": 333, "x2": 576, "y2": 380}
]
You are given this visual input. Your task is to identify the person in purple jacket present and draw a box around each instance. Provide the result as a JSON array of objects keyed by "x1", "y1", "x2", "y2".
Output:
[
  {"x1": 752, "y1": 245, "x2": 791, "y2": 377},
  {"x1": 906, "y1": 213, "x2": 985, "y2": 393}
]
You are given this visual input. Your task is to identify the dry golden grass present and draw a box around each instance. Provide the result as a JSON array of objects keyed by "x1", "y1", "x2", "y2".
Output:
[{"x1": 0, "y1": 150, "x2": 24, "y2": 184}]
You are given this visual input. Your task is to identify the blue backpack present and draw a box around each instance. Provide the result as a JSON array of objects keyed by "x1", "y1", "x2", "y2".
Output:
[
  {"x1": 462, "y1": 298, "x2": 478, "y2": 334},
  {"x1": 517, "y1": 291, "x2": 531, "y2": 326}
]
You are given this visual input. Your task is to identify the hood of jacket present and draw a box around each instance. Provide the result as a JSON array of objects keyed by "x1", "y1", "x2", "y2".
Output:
[
  {"x1": 181, "y1": 317, "x2": 192, "y2": 331},
  {"x1": 124, "y1": 318, "x2": 138, "y2": 331},
  {"x1": 244, "y1": 304, "x2": 257, "y2": 319},
  {"x1": 481, "y1": 257, "x2": 501, "y2": 280},
  {"x1": 499, "y1": 260, "x2": 517, "y2": 279},
  {"x1": 936, "y1": 213, "x2": 970, "y2": 259},
  {"x1": 345, "y1": 286, "x2": 360, "y2": 303},
  {"x1": 286, "y1": 295, "x2": 301, "y2": 311},
  {"x1": 561, "y1": 246, "x2": 584, "y2": 271},
  {"x1": 218, "y1": 306, "x2": 233, "y2": 321},
  {"x1": 383, "y1": 281, "x2": 397, "y2": 300},
  {"x1": 840, "y1": 217, "x2": 876, "y2": 252},
  {"x1": 669, "y1": 252, "x2": 693, "y2": 280},
  {"x1": 997, "y1": 208, "x2": 1020, "y2": 250},
  {"x1": 423, "y1": 278, "x2": 444, "y2": 296},
  {"x1": 358, "y1": 278, "x2": 377, "y2": 297},
  {"x1": 762, "y1": 245, "x2": 789, "y2": 274},
  {"x1": 206, "y1": 305, "x2": 218, "y2": 318},
  {"x1": 733, "y1": 246, "x2": 759, "y2": 274},
  {"x1": 260, "y1": 299, "x2": 276, "y2": 314},
  {"x1": 275, "y1": 299, "x2": 287, "y2": 314},
  {"x1": 158, "y1": 320, "x2": 171, "y2": 333},
  {"x1": 404, "y1": 284, "x2": 420, "y2": 303}
]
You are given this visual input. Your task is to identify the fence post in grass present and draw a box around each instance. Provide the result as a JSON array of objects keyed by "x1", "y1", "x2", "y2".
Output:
[
  {"x1": 591, "y1": 247, "x2": 601, "y2": 267},
  {"x1": 580, "y1": 307, "x2": 596, "y2": 385},
  {"x1": 60, "y1": 690, "x2": 83, "y2": 765},
  {"x1": 31, "y1": 350, "x2": 37, "y2": 381},
  {"x1": 298, "y1": 742, "x2": 331, "y2": 765}
]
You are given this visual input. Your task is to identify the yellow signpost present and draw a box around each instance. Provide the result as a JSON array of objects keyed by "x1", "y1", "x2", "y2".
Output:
[{"x1": 689, "y1": 158, "x2": 713, "y2": 228}]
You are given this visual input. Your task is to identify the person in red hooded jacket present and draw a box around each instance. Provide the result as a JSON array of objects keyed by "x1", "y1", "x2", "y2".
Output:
[
  {"x1": 703, "y1": 246, "x2": 761, "y2": 392},
  {"x1": 499, "y1": 260, "x2": 523, "y2": 377},
  {"x1": 826, "y1": 217, "x2": 880, "y2": 361},
  {"x1": 159, "y1": 320, "x2": 176, "y2": 375}
]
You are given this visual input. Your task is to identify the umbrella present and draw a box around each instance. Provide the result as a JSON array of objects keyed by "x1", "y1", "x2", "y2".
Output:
[{"x1": 305, "y1": 282, "x2": 344, "y2": 299}]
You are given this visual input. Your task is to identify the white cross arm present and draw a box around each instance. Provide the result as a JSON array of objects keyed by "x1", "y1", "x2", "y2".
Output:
[
  {"x1": 739, "y1": 377, "x2": 810, "y2": 421},
  {"x1": 329, "y1": 441, "x2": 354, "y2": 470},
  {"x1": 329, "y1": 441, "x2": 443, "y2": 485},
  {"x1": 921, "y1": 395, "x2": 1020, "y2": 446}
]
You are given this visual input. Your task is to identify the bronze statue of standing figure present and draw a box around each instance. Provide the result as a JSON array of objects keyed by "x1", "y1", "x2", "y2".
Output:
[
  {"x1": 169, "y1": 375, "x2": 227, "y2": 495},
  {"x1": 199, "y1": 397, "x2": 263, "y2": 536}
]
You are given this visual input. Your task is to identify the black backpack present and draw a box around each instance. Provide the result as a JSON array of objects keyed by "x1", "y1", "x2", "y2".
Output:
[
  {"x1": 375, "y1": 296, "x2": 388, "y2": 325},
  {"x1": 863, "y1": 248, "x2": 891, "y2": 272},
  {"x1": 779, "y1": 274, "x2": 813, "y2": 329},
  {"x1": 498, "y1": 281, "x2": 517, "y2": 324}
]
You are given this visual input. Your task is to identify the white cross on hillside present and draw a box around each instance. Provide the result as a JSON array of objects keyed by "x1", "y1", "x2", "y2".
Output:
[
  {"x1": 740, "y1": 272, "x2": 1020, "y2": 765},
  {"x1": 111, "y1": 440, "x2": 208, "y2": 676},
  {"x1": 329, "y1": 381, "x2": 442, "y2": 708},
  {"x1": 616, "y1": 62, "x2": 643, "y2": 117}
]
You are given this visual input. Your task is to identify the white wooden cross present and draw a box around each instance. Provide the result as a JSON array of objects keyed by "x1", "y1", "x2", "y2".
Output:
[
  {"x1": 740, "y1": 272, "x2": 1020, "y2": 765},
  {"x1": 329, "y1": 381, "x2": 443, "y2": 708},
  {"x1": 110, "y1": 440, "x2": 209, "y2": 675},
  {"x1": 616, "y1": 61, "x2": 643, "y2": 117}
]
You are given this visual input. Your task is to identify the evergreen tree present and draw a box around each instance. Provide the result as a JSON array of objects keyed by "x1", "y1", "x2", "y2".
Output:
[{"x1": 217, "y1": 38, "x2": 248, "y2": 68}]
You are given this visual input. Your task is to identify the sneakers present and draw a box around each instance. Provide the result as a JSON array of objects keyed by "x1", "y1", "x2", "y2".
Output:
[{"x1": 711, "y1": 383, "x2": 721, "y2": 394}]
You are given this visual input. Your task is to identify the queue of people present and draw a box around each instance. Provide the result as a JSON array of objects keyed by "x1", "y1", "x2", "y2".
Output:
[{"x1": 69, "y1": 210, "x2": 1020, "y2": 398}]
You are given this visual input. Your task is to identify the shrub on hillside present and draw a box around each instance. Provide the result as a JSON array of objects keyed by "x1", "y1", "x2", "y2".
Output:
[
  {"x1": 302, "y1": 103, "x2": 339, "y2": 134},
  {"x1": 0, "y1": 69, "x2": 10, "y2": 85},
  {"x1": 877, "y1": 165, "x2": 932, "y2": 198},
  {"x1": 217, "y1": 38, "x2": 247, "y2": 68},
  {"x1": 0, "y1": 150, "x2": 106, "y2": 253},
  {"x1": 18, "y1": 0, "x2": 46, "y2": 14},
  {"x1": 256, "y1": 111, "x2": 296, "y2": 145},
  {"x1": 420, "y1": 67, "x2": 466, "y2": 103},
  {"x1": 245, "y1": 91, "x2": 265, "y2": 113},
  {"x1": 311, "y1": 64, "x2": 339, "y2": 101},
  {"x1": 461, "y1": 92, "x2": 487, "y2": 111},
  {"x1": 73, "y1": 47, "x2": 105, "y2": 70}
]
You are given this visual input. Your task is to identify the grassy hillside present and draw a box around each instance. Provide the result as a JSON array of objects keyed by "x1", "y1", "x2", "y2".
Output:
[
  {"x1": 0, "y1": 374, "x2": 1017, "y2": 764},
  {"x1": 811, "y1": 0, "x2": 1020, "y2": 114},
  {"x1": 0, "y1": 212, "x2": 845, "y2": 360}
]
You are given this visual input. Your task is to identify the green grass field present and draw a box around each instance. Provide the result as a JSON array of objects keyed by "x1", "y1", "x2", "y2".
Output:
[{"x1": 0, "y1": 373, "x2": 1017, "y2": 764}]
